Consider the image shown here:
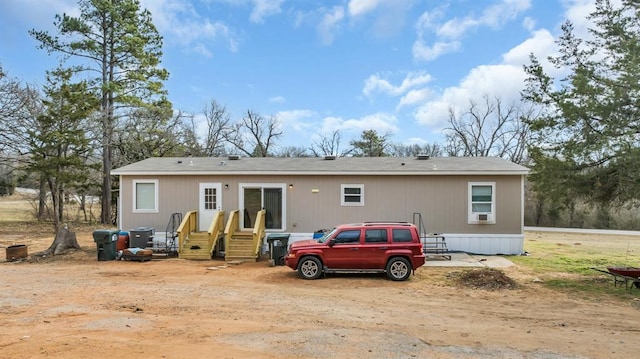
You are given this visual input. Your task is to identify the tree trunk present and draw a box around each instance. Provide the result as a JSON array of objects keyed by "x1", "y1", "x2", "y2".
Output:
[
  {"x1": 38, "y1": 176, "x2": 47, "y2": 220},
  {"x1": 33, "y1": 224, "x2": 81, "y2": 256}
]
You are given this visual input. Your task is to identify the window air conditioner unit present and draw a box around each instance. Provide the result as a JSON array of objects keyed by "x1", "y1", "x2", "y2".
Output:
[{"x1": 477, "y1": 213, "x2": 488, "y2": 221}]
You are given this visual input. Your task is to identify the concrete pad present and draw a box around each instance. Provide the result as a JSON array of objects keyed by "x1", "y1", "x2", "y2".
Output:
[{"x1": 423, "y1": 252, "x2": 514, "y2": 268}]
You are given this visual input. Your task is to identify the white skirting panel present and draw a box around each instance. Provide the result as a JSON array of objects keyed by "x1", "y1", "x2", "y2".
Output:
[
  {"x1": 284, "y1": 232, "x2": 524, "y2": 255},
  {"x1": 443, "y1": 233, "x2": 524, "y2": 255}
]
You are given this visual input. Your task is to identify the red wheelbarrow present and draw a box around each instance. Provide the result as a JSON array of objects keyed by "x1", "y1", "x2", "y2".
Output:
[{"x1": 591, "y1": 266, "x2": 640, "y2": 289}]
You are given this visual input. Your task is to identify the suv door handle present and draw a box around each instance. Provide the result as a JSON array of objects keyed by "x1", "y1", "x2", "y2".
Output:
[
  {"x1": 350, "y1": 248, "x2": 359, "y2": 251},
  {"x1": 378, "y1": 246, "x2": 388, "y2": 250}
]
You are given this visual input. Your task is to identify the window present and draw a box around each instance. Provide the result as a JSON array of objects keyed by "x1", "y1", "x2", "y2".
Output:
[
  {"x1": 133, "y1": 180, "x2": 158, "y2": 213},
  {"x1": 333, "y1": 230, "x2": 361, "y2": 244},
  {"x1": 392, "y1": 229, "x2": 413, "y2": 243},
  {"x1": 341, "y1": 184, "x2": 364, "y2": 206},
  {"x1": 365, "y1": 229, "x2": 388, "y2": 243},
  {"x1": 468, "y1": 182, "x2": 495, "y2": 224},
  {"x1": 204, "y1": 187, "x2": 217, "y2": 210}
]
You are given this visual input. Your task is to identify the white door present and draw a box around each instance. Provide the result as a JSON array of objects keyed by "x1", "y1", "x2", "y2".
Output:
[{"x1": 199, "y1": 183, "x2": 222, "y2": 232}]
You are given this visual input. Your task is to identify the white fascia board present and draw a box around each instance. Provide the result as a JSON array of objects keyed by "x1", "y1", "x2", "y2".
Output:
[{"x1": 112, "y1": 170, "x2": 529, "y2": 176}]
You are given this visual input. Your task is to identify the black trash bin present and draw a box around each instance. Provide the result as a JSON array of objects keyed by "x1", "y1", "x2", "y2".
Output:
[
  {"x1": 267, "y1": 233, "x2": 290, "y2": 266},
  {"x1": 93, "y1": 229, "x2": 119, "y2": 261}
]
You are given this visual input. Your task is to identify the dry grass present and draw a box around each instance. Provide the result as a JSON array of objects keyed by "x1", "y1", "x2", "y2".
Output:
[{"x1": 0, "y1": 191, "x2": 101, "y2": 223}]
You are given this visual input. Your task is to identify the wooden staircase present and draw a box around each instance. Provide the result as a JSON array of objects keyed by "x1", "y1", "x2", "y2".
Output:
[
  {"x1": 177, "y1": 210, "x2": 225, "y2": 260},
  {"x1": 179, "y1": 232, "x2": 212, "y2": 260},
  {"x1": 223, "y1": 209, "x2": 266, "y2": 263},
  {"x1": 176, "y1": 209, "x2": 266, "y2": 262},
  {"x1": 224, "y1": 231, "x2": 256, "y2": 262}
]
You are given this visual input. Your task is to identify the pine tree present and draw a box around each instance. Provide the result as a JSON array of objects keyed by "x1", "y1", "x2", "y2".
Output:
[
  {"x1": 26, "y1": 68, "x2": 99, "y2": 226},
  {"x1": 523, "y1": 0, "x2": 640, "y2": 207},
  {"x1": 30, "y1": 0, "x2": 170, "y2": 224}
]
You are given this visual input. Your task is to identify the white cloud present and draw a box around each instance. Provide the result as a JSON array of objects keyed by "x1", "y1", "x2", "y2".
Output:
[
  {"x1": 249, "y1": 0, "x2": 284, "y2": 24},
  {"x1": 269, "y1": 96, "x2": 286, "y2": 103},
  {"x1": 564, "y1": 0, "x2": 597, "y2": 32},
  {"x1": 412, "y1": 40, "x2": 461, "y2": 61},
  {"x1": 522, "y1": 16, "x2": 536, "y2": 31},
  {"x1": 317, "y1": 6, "x2": 345, "y2": 45},
  {"x1": 502, "y1": 28, "x2": 556, "y2": 67},
  {"x1": 413, "y1": 0, "x2": 531, "y2": 62},
  {"x1": 320, "y1": 112, "x2": 399, "y2": 135},
  {"x1": 4, "y1": 0, "x2": 78, "y2": 25},
  {"x1": 397, "y1": 88, "x2": 431, "y2": 110},
  {"x1": 348, "y1": 0, "x2": 380, "y2": 17},
  {"x1": 141, "y1": 0, "x2": 239, "y2": 56},
  {"x1": 414, "y1": 64, "x2": 527, "y2": 130},
  {"x1": 276, "y1": 109, "x2": 316, "y2": 132},
  {"x1": 363, "y1": 71, "x2": 432, "y2": 98},
  {"x1": 479, "y1": 0, "x2": 531, "y2": 29}
]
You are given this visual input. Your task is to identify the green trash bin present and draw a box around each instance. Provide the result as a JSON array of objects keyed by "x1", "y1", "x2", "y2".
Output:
[
  {"x1": 93, "y1": 229, "x2": 119, "y2": 261},
  {"x1": 267, "y1": 233, "x2": 290, "y2": 266}
]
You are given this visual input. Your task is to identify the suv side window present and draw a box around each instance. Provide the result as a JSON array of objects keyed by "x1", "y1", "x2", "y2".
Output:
[
  {"x1": 365, "y1": 229, "x2": 388, "y2": 243},
  {"x1": 333, "y1": 230, "x2": 361, "y2": 244},
  {"x1": 392, "y1": 228, "x2": 413, "y2": 243}
]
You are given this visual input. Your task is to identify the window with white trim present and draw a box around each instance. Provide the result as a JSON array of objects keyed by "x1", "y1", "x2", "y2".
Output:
[
  {"x1": 468, "y1": 182, "x2": 495, "y2": 224},
  {"x1": 133, "y1": 179, "x2": 158, "y2": 213},
  {"x1": 341, "y1": 184, "x2": 364, "y2": 206}
]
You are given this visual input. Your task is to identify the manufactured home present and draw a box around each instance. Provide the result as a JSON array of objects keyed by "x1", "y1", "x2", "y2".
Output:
[{"x1": 112, "y1": 156, "x2": 529, "y2": 259}]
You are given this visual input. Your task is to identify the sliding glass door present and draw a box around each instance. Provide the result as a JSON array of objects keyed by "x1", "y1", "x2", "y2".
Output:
[{"x1": 241, "y1": 183, "x2": 286, "y2": 230}]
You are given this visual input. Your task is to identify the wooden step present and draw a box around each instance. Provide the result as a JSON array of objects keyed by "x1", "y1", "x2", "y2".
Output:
[
  {"x1": 180, "y1": 231, "x2": 213, "y2": 260},
  {"x1": 225, "y1": 235, "x2": 258, "y2": 262}
]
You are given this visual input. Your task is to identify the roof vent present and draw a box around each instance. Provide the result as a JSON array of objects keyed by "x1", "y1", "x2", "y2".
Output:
[
  {"x1": 228, "y1": 155, "x2": 240, "y2": 160},
  {"x1": 416, "y1": 154, "x2": 430, "y2": 160},
  {"x1": 324, "y1": 155, "x2": 336, "y2": 160}
]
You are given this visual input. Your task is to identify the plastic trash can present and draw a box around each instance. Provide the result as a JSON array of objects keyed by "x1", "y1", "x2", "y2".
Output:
[
  {"x1": 93, "y1": 229, "x2": 119, "y2": 261},
  {"x1": 267, "y1": 233, "x2": 290, "y2": 266},
  {"x1": 117, "y1": 231, "x2": 130, "y2": 251}
]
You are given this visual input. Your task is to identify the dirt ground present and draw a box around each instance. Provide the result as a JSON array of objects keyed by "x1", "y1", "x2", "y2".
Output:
[{"x1": 1, "y1": 230, "x2": 640, "y2": 359}]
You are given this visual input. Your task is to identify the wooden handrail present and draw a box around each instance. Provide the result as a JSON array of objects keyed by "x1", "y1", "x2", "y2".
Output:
[
  {"x1": 207, "y1": 211, "x2": 225, "y2": 257},
  {"x1": 252, "y1": 210, "x2": 266, "y2": 257},
  {"x1": 224, "y1": 210, "x2": 239, "y2": 254},
  {"x1": 177, "y1": 210, "x2": 197, "y2": 252}
]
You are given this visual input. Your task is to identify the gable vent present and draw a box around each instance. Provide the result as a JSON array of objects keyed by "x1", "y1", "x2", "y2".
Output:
[
  {"x1": 416, "y1": 154, "x2": 430, "y2": 160},
  {"x1": 228, "y1": 155, "x2": 240, "y2": 160},
  {"x1": 324, "y1": 155, "x2": 336, "y2": 160}
]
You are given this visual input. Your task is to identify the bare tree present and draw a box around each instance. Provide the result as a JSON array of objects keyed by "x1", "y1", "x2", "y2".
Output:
[
  {"x1": 388, "y1": 143, "x2": 442, "y2": 157},
  {"x1": 180, "y1": 100, "x2": 231, "y2": 157},
  {"x1": 310, "y1": 129, "x2": 352, "y2": 157},
  {"x1": 275, "y1": 146, "x2": 311, "y2": 157},
  {"x1": 0, "y1": 67, "x2": 45, "y2": 205},
  {"x1": 112, "y1": 107, "x2": 183, "y2": 168},
  {"x1": 443, "y1": 94, "x2": 533, "y2": 164},
  {"x1": 223, "y1": 110, "x2": 282, "y2": 157}
]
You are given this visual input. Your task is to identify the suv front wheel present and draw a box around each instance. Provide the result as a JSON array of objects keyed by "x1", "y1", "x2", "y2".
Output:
[
  {"x1": 386, "y1": 257, "x2": 412, "y2": 281},
  {"x1": 298, "y1": 256, "x2": 323, "y2": 280}
]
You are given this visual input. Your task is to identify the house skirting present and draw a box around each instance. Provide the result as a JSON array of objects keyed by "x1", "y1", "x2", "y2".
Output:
[
  {"x1": 444, "y1": 233, "x2": 524, "y2": 255},
  {"x1": 285, "y1": 232, "x2": 524, "y2": 256}
]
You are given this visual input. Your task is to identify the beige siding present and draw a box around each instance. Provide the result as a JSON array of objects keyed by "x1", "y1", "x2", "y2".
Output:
[{"x1": 119, "y1": 174, "x2": 523, "y2": 235}]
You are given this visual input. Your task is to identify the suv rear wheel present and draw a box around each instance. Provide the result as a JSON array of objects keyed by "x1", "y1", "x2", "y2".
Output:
[
  {"x1": 298, "y1": 257, "x2": 322, "y2": 280},
  {"x1": 386, "y1": 257, "x2": 411, "y2": 281}
]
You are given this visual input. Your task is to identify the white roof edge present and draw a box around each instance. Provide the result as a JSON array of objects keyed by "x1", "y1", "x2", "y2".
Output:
[{"x1": 111, "y1": 170, "x2": 529, "y2": 176}]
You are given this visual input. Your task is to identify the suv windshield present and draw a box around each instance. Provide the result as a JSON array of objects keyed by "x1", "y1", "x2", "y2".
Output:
[{"x1": 316, "y1": 228, "x2": 337, "y2": 243}]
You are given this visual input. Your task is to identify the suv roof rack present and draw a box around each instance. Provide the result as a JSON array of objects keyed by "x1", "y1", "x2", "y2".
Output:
[{"x1": 362, "y1": 221, "x2": 411, "y2": 226}]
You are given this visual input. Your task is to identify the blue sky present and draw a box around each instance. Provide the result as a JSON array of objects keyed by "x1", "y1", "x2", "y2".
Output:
[{"x1": 0, "y1": 0, "x2": 596, "y2": 151}]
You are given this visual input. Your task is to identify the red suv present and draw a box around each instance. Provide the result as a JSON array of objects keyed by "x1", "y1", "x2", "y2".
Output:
[{"x1": 285, "y1": 222, "x2": 425, "y2": 281}]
